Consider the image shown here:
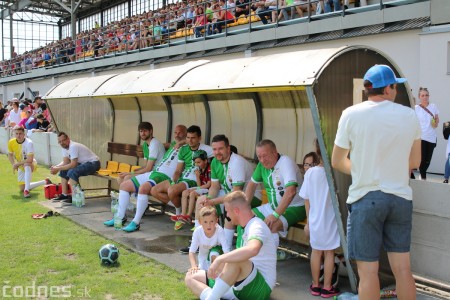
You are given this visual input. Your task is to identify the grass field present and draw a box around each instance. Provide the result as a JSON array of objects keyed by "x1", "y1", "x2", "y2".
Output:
[{"x1": 0, "y1": 154, "x2": 193, "y2": 299}]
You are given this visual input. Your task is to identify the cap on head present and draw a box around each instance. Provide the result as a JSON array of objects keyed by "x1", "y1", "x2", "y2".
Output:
[
  {"x1": 193, "y1": 149, "x2": 208, "y2": 161},
  {"x1": 363, "y1": 64, "x2": 407, "y2": 88}
]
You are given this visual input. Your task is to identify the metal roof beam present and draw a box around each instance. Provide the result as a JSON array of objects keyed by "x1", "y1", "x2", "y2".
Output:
[{"x1": 1, "y1": 0, "x2": 33, "y2": 19}]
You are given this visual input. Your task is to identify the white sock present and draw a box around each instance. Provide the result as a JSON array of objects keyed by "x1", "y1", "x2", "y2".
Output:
[
  {"x1": 132, "y1": 194, "x2": 149, "y2": 224},
  {"x1": 175, "y1": 207, "x2": 182, "y2": 215},
  {"x1": 24, "y1": 166, "x2": 32, "y2": 191},
  {"x1": 272, "y1": 232, "x2": 280, "y2": 248},
  {"x1": 117, "y1": 190, "x2": 130, "y2": 219},
  {"x1": 29, "y1": 179, "x2": 46, "y2": 190},
  {"x1": 206, "y1": 278, "x2": 231, "y2": 300},
  {"x1": 224, "y1": 228, "x2": 235, "y2": 250},
  {"x1": 199, "y1": 287, "x2": 212, "y2": 300},
  {"x1": 194, "y1": 220, "x2": 200, "y2": 228}
]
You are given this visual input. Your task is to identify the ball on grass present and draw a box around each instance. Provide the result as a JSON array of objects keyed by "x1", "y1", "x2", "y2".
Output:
[{"x1": 99, "y1": 244, "x2": 119, "y2": 265}]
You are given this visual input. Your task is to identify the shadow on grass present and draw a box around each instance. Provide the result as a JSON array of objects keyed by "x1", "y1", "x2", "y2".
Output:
[{"x1": 100, "y1": 262, "x2": 121, "y2": 268}]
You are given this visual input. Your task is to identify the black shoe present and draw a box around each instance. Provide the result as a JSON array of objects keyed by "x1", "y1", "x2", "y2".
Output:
[
  {"x1": 61, "y1": 198, "x2": 73, "y2": 206},
  {"x1": 51, "y1": 194, "x2": 70, "y2": 202},
  {"x1": 179, "y1": 246, "x2": 190, "y2": 254},
  {"x1": 444, "y1": 179, "x2": 449, "y2": 184}
]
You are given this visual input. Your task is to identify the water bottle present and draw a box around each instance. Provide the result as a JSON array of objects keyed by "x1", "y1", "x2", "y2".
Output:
[
  {"x1": 334, "y1": 292, "x2": 359, "y2": 299},
  {"x1": 80, "y1": 189, "x2": 85, "y2": 207},
  {"x1": 114, "y1": 211, "x2": 122, "y2": 230},
  {"x1": 72, "y1": 185, "x2": 82, "y2": 208},
  {"x1": 111, "y1": 192, "x2": 118, "y2": 213}
]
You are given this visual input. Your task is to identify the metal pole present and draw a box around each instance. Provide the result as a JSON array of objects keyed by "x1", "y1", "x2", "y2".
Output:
[
  {"x1": 305, "y1": 86, "x2": 358, "y2": 293},
  {"x1": 9, "y1": 11, "x2": 13, "y2": 59},
  {"x1": 71, "y1": 0, "x2": 77, "y2": 40}
]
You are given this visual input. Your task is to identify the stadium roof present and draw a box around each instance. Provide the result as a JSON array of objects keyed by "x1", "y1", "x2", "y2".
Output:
[{"x1": 0, "y1": 0, "x2": 125, "y2": 22}]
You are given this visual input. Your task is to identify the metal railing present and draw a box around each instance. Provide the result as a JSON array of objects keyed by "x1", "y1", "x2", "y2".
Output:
[{"x1": 0, "y1": 0, "x2": 424, "y2": 78}]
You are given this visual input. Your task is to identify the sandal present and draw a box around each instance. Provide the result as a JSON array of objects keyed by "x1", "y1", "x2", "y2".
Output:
[{"x1": 32, "y1": 211, "x2": 59, "y2": 219}]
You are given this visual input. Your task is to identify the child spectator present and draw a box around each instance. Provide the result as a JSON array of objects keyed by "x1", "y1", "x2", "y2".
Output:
[
  {"x1": 171, "y1": 149, "x2": 211, "y2": 229},
  {"x1": 187, "y1": 206, "x2": 229, "y2": 273},
  {"x1": 299, "y1": 142, "x2": 340, "y2": 298}
]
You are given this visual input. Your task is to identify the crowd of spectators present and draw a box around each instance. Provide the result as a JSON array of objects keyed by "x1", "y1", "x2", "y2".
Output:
[
  {"x1": 1, "y1": 96, "x2": 53, "y2": 134},
  {"x1": 0, "y1": 0, "x2": 368, "y2": 77}
]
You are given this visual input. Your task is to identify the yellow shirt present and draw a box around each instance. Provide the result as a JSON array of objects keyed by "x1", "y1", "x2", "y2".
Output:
[{"x1": 8, "y1": 138, "x2": 34, "y2": 163}]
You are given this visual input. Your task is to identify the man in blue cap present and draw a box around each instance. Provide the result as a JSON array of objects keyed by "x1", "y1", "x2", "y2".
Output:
[{"x1": 332, "y1": 65, "x2": 421, "y2": 299}]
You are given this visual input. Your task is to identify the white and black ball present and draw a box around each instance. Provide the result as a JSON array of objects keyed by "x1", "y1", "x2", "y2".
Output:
[{"x1": 99, "y1": 244, "x2": 119, "y2": 265}]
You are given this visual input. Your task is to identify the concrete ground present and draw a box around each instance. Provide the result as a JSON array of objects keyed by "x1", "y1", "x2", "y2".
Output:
[{"x1": 39, "y1": 197, "x2": 443, "y2": 299}]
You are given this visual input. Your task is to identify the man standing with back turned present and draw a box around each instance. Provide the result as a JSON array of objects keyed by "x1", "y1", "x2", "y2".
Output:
[{"x1": 332, "y1": 64, "x2": 421, "y2": 300}]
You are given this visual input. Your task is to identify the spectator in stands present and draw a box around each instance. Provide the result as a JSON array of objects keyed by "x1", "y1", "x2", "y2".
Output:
[
  {"x1": 0, "y1": 102, "x2": 7, "y2": 126},
  {"x1": 172, "y1": 149, "x2": 211, "y2": 226},
  {"x1": 211, "y1": 1, "x2": 235, "y2": 34},
  {"x1": 185, "y1": 191, "x2": 277, "y2": 300},
  {"x1": 332, "y1": 64, "x2": 419, "y2": 300},
  {"x1": 31, "y1": 114, "x2": 51, "y2": 133},
  {"x1": 152, "y1": 126, "x2": 213, "y2": 230},
  {"x1": 8, "y1": 126, "x2": 51, "y2": 198},
  {"x1": 195, "y1": 134, "x2": 255, "y2": 249},
  {"x1": 187, "y1": 206, "x2": 229, "y2": 273},
  {"x1": 50, "y1": 132, "x2": 101, "y2": 204},
  {"x1": 245, "y1": 139, "x2": 306, "y2": 249},
  {"x1": 139, "y1": 24, "x2": 149, "y2": 48},
  {"x1": 299, "y1": 140, "x2": 340, "y2": 297},
  {"x1": 7, "y1": 100, "x2": 22, "y2": 128},
  {"x1": 226, "y1": 0, "x2": 236, "y2": 14},
  {"x1": 18, "y1": 109, "x2": 37, "y2": 130},
  {"x1": 235, "y1": 0, "x2": 251, "y2": 18},
  {"x1": 105, "y1": 125, "x2": 187, "y2": 232},
  {"x1": 257, "y1": 0, "x2": 278, "y2": 25},
  {"x1": 415, "y1": 87, "x2": 439, "y2": 180},
  {"x1": 194, "y1": 6, "x2": 209, "y2": 37}
]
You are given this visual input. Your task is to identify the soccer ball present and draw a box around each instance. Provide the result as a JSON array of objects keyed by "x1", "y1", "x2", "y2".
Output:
[{"x1": 99, "y1": 244, "x2": 119, "y2": 265}]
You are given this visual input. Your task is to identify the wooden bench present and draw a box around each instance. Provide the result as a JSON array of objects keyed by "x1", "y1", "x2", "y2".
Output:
[{"x1": 94, "y1": 142, "x2": 166, "y2": 213}]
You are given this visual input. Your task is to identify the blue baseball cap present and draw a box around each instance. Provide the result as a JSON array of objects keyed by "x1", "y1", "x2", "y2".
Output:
[{"x1": 363, "y1": 65, "x2": 407, "y2": 88}]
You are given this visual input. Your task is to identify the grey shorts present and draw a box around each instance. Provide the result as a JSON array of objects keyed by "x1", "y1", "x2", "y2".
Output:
[{"x1": 347, "y1": 190, "x2": 413, "y2": 262}]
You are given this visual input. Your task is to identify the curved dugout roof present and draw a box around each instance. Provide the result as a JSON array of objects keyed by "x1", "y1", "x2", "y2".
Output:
[{"x1": 45, "y1": 46, "x2": 376, "y2": 99}]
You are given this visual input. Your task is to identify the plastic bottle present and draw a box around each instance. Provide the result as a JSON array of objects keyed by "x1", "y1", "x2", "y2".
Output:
[
  {"x1": 114, "y1": 211, "x2": 122, "y2": 230},
  {"x1": 72, "y1": 185, "x2": 82, "y2": 208},
  {"x1": 111, "y1": 192, "x2": 118, "y2": 213},
  {"x1": 334, "y1": 292, "x2": 359, "y2": 299},
  {"x1": 80, "y1": 189, "x2": 85, "y2": 207}
]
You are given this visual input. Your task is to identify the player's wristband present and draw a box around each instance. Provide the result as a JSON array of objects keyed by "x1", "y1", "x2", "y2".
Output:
[
  {"x1": 206, "y1": 195, "x2": 212, "y2": 199},
  {"x1": 272, "y1": 211, "x2": 280, "y2": 219}
]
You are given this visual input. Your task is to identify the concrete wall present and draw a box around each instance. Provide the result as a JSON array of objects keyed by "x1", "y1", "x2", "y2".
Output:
[{"x1": 411, "y1": 180, "x2": 450, "y2": 283}]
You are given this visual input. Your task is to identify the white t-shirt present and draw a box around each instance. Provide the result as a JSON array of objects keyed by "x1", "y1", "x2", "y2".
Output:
[
  {"x1": 211, "y1": 152, "x2": 254, "y2": 193},
  {"x1": 237, "y1": 217, "x2": 277, "y2": 289},
  {"x1": 189, "y1": 224, "x2": 229, "y2": 270},
  {"x1": 8, "y1": 109, "x2": 22, "y2": 125},
  {"x1": 143, "y1": 138, "x2": 165, "y2": 167},
  {"x1": 62, "y1": 141, "x2": 99, "y2": 164},
  {"x1": 299, "y1": 166, "x2": 340, "y2": 250},
  {"x1": 335, "y1": 100, "x2": 421, "y2": 204},
  {"x1": 415, "y1": 103, "x2": 439, "y2": 143},
  {"x1": 251, "y1": 155, "x2": 304, "y2": 209}
]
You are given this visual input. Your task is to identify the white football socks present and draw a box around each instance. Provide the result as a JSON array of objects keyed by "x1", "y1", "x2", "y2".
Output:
[
  {"x1": 132, "y1": 194, "x2": 149, "y2": 224},
  {"x1": 117, "y1": 190, "x2": 130, "y2": 219},
  {"x1": 29, "y1": 179, "x2": 46, "y2": 190},
  {"x1": 24, "y1": 166, "x2": 32, "y2": 191},
  {"x1": 205, "y1": 278, "x2": 231, "y2": 300},
  {"x1": 224, "y1": 228, "x2": 235, "y2": 250}
]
